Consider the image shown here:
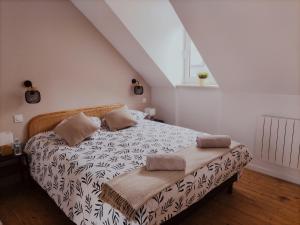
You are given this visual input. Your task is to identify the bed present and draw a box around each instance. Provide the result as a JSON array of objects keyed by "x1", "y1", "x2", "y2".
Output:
[{"x1": 24, "y1": 104, "x2": 252, "y2": 225}]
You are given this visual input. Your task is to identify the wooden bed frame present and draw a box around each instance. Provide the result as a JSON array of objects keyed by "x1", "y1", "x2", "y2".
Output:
[
  {"x1": 27, "y1": 103, "x2": 124, "y2": 139},
  {"x1": 26, "y1": 104, "x2": 237, "y2": 224}
]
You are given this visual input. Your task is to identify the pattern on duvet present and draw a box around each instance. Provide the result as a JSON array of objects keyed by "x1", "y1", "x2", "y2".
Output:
[{"x1": 25, "y1": 120, "x2": 252, "y2": 225}]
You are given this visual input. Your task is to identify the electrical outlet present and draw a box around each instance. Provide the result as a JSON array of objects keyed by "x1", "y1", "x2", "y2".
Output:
[
  {"x1": 13, "y1": 114, "x2": 24, "y2": 123},
  {"x1": 142, "y1": 98, "x2": 147, "y2": 103}
]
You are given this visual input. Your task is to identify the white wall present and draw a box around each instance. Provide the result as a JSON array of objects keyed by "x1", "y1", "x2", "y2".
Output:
[
  {"x1": 176, "y1": 86, "x2": 221, "y2": 134},
  {"x1": 171, "y1": 0, "x2": 300, "y2": 94},
  {"x1": 152, "y1": 0, "x2": 300, "y2": 184},
  {"x1": 106, "y1": 0, "x2": 185, "y2": 85},
  {"x1": 71, "y1": 0, "x2": 173, "y2": 88},
  {"x1": 151, "y1": 87, "x2": 177, "y2": 124},
  {"x1": 0, "y1": 0, "x2": 150, "y2": 141},
  {"x1": 154, "y1": 87, "x2": 300, "y2": 184}
]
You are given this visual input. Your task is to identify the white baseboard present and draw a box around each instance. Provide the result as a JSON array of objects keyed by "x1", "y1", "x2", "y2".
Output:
[{"x1": 246, "y1": 159, "x2": 300, "y2": 185}]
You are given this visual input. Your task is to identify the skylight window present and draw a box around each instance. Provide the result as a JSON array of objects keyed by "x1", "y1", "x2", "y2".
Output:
[{"x1": 183, "y1": 34, "x2": 217, "y2": 86}]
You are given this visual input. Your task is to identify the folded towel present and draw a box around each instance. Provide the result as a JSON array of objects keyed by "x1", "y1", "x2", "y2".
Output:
[
  {"x1": 197, "y1": 135, "x2": 231, "y2": 148},
  {"x1": 146, "y1": 154, "x2": 186, "y2": 171},
  {"x1": 99, "y1": 142, "x2": 243, "y2": 220}
]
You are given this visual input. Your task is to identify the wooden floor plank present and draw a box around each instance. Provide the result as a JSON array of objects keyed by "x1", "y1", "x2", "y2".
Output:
[{"x1": 0, "y1": 169, "x2": 299, "y2": 225}]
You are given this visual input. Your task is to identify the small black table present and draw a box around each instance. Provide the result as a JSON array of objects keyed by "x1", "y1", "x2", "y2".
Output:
[{"x1": 0, "y1": 154, "x2": 29, "y2": 182}]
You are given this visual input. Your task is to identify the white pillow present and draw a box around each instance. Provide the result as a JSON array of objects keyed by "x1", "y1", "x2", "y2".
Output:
[
  {"x1": 128, "y1": 109, "x2": 147, "y2": 121},
  {"x1": 89, "y1": 116, "x2": 101, "y2": 128}
]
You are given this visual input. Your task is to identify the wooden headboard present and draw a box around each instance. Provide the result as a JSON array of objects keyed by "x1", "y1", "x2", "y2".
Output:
[{"x1": 27, "y1": 104, "x2": 124, "y2": 139}]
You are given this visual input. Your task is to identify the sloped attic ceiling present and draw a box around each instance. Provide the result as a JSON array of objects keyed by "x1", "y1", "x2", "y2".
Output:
[
  {"x1": 71, "y1": 0, "x2": 181, "y2": 88},
  {"x1": 171, "y1": 0, "x2": 300, "y2": 95}
]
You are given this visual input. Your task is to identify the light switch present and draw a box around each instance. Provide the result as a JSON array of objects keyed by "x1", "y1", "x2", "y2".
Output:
[
  {"x1": 14, "y1": 114, "x2": 24, "y2": 123},
  {"x1": 142, "y1": 98, "x2": 147, "y2": 103}
]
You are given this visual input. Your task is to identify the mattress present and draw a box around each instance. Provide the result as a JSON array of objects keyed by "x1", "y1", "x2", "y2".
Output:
[{"x1": 24, "y1": 119, "x2": 252, "y2": 225}]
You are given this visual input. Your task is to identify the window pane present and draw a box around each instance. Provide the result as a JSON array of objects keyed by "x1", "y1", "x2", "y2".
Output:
[{"x1": 190, "y1": 41, "x2": 205, "y2": 66}]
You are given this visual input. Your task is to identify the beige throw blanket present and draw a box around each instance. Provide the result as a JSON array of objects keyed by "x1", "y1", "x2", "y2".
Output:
[{"x1": 99, "y1": 141, "x2": 243, "y2": 220}]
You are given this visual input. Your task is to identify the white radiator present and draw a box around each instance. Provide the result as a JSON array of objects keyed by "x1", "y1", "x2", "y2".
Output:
[{"x1": 255, "y1": 115, "x2": 300, "y2": 169}]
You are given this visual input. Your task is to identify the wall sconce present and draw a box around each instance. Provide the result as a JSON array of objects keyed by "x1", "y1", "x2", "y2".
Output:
[
  {"x1": 132, "y1": 79, "x2": 144, "y2": 95},
  {"x1": 24, "y1": 80, "x2": 41, "y2": 104}
]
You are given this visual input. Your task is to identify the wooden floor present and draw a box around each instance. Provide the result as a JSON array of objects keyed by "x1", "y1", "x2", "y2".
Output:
[{"x1": 0, "y1": 169, "x2": 299, "y2": 225}]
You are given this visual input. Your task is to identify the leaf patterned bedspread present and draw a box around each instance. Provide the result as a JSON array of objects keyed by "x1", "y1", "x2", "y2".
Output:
[{"x1": 24, "y1": 119, "x2": 252, "y2": 225}]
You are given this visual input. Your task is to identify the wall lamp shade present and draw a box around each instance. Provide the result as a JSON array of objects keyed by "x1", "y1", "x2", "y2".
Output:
[
  {"x1": 132, "y1": 79, "x2": 144, "y2": 95},
  {"x1": 24, "y1": 80, "x2": 41, "y2": 104}
]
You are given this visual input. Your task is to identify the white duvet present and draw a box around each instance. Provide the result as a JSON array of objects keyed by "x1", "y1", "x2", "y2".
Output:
[{"x1": 25, "y1": 119, "x2": 252, "y2": 225}]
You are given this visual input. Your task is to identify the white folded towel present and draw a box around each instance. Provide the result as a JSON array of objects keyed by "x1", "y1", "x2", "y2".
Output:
[
  {"x1": 196, "y1": 135, "x2": 231, "y2": 148},
  {"x1": 146, "y1": 154, "x2": 186, "y2": 171}
]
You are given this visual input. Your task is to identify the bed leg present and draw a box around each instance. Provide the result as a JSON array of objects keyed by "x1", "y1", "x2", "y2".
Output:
[{"x1": 227, "y1": 182, "x2": 234, "y2": 194}]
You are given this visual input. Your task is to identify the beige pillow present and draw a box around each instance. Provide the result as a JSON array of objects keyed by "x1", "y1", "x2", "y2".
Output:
[
  {"x1": 54, "y1": 112, "x2": 98, "y2": 146},
  {"x1": 103, "y1": 107, "x2": 137, "y2": 131}
]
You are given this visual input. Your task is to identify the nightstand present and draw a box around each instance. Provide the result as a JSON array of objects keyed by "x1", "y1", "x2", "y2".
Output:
[{"x1": 0, "y1": 154, "x2": 30, "y2": 182}]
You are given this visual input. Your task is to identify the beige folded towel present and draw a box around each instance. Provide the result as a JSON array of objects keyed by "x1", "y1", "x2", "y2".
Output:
[
  {"x1": 99, "y1": 141, "x2": 243, "y2": 220},
  {"x1": 197, "y1": 135, "x2": 231, "y2": 148},
  {"x1": 146, "y1": 154, "x2": 186, "y2": 171}
]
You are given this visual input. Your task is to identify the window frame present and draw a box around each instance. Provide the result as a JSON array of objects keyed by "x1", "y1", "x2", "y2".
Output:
[{"x1": 183, "y1": 34, "x2": 216, "y2": 85}]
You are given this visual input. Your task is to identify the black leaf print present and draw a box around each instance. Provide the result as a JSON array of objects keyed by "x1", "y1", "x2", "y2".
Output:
[
  {"x1": 92, "y1": 181, "x2": 101, "y2": 195},
  {"x1": 67, "y1": 162, "x2": 77, "y2": 175},
  {"x1": 58, "y1": 164, "x2": 65, "y2": 175},
  {"x1": 173, "y1": 196, "x2": 183, "y2": 213},
  {"x1": 85, "y1": 195, "x2": 92, "y2": 214},
  {"x1": 46, "y1": 181, "x2": 52, "y2": 192},
  {"x1": 192, "y1": 171, "x2": 197, "y2": 177},
  {"x1": 185, "y1": 181, "x2": 195, "y2": 196},
  {"x1": 153, "y1": 192, "x2": 164, "y2": 204},
  {"x1": 48, "y1": 166, "x2": 53, "y2": 177},
  {"x1": 102, "y1": 219, "x2": 110, "y2": 225},
  {"x1": 59, "y1": 177, "x2": 65, "y2": 192},
  {"x1": 70, "y1": 154, "x2": 79, "y2": 161},
  {"x1": 63, "y1": 190, "x2": 70, "y2": 203},
  {"x1": 74, "y1": 166, "x2": 85, "y2": 175},
  {"x1": 162, "y1": 214, "x2": 173, "y2": 222},
  {"x1": 224, "y1": 158, "x2": 232, "y2": 170},
  {"x1": 82, "y1": 172, "x2": 93, "y2": 185},
  {"x1": 176, "y1": 180, "x2": 185, "y2": 192},
  {"x1": 75, "y1": 163, "x2": 93, "y2": 175},
  {"x1": 112, "y1": 163, "x2": 125, "y2": 170},
  {"x1": 57, "y1": 194, "x2": 62, "y2": 207},
  {"x1": 74, "y1": 202, "x2": 83, "y2": 216},
  {"x1": 197, "y1": 190, "x2": 206, "y2": 200},
  {"x1": 94, "y1": 203, "x2": 103, "y2": 220},
  {"x1": 69, "y1": 180, "x2": 75, "y2": 195},
  {"x1": 111, "y1": 209, "x2": 119, "y2": 225},
  {"x1": 95, "y1": 162, "x2": 110, "y2": 168},
  {"x1": 135, "y1": 206, "x2": 148, "y2": 225},
  {"x1": 207, "y1": 175, "x2": 214, "y2": 190},
  {"x1": 207, "y1": 162, "x2": 214, "y2": 171},
  {"x1": 59, "y1": 153, "x2": 66, "y2": 161},
  {"x1": 214, "y1": 162, "x2": 222, "y2": 175},
  {"x1": 197, "y1": 174, "x2": 207, "y2": 189},
  {"x1": 214, "y1": 174, "x2": 223, "y2": 185},
  {"x1": 76, "y1": 180, "x2": 83, "y2": 198},
  {"x1": 164, "y1": 186, "x2": 173, "y2": 192},
  {"x1": 161, "y1": 198, "x2": 175, "y2": 214},
  {"x1": 25, "y1": 116, "x2": 252, "y2": 225},
  {"x1": 80, "y1": 220, "x2": 87, "y2": 225},
  {"x1": 148, "y1": 211, "x2": 156, "y2": 223},
  {"x1": 53, "y1": 175, "x2": 58, "y2": 189},
  {"x1": 232, "y1": 150, "x2": 241, "y2": 161},
  {"x1": 186, "y1": 194, "x2": 195, "y2": 207},
  {"x1": 95, "y1": 170, "x2": 106, "y2": 179},
  {"x1": 68, "y1": 207, "x2": 74, "y2": 220}
]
